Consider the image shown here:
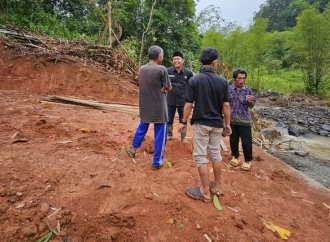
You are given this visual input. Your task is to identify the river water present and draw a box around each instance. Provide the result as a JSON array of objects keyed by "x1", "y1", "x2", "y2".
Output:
[{"x1": 266, "y1": 120, "x2": 330, "y2": 161}]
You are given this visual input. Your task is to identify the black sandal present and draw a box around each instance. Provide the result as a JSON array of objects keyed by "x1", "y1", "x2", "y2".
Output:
[
  {"x1": 209, "y1": 180, "x2": 224, "y2": 197},
  {"x1": 126, "y1": 146, "x2": 136, "y2": 158},
  {"x1": 185, "y1": 187, "x2": 211, "y2": 203}
]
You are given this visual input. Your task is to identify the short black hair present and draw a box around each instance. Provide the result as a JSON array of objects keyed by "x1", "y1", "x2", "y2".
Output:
[
  {"x1": 200, "y1": 48, "x2": 218, "y2": 65},
  {"x1": 148, "y1": 45, "x2": 163, "y2": 60},
  {"x1": 233, "y1": 68, "x2": 248, "y2": 79}
]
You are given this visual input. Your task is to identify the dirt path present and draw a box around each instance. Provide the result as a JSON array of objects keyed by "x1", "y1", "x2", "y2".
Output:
[{"x1": 1, "y1": 90, "x2": 330, "y2": 242}]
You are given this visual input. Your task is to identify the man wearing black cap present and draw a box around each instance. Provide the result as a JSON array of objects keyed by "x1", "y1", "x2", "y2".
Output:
[{"x1": 167, "y1": 51, "x2": 193, "y2": 142}]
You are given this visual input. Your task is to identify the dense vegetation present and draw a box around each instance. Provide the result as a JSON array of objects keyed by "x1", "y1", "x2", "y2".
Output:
[
  {"x1": 254, "y1": 0, "x2": 329, "y2": 32},
  {"x1": 0, "y1": 0, "x2": 330, "y2": 96}
]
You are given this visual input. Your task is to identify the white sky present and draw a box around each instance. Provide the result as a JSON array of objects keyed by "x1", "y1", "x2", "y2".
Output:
[{"x1": 195, "y1": 0, "x2": 266, "y2": 27}]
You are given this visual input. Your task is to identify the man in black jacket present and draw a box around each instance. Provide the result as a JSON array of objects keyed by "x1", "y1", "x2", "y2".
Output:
[{"x1": 167, "y1": 51, "x2": 193, "y2": 142}]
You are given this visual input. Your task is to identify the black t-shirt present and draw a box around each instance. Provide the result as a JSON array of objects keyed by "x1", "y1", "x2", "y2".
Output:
[
  {"x1": 166, "y1": 66, "x2": 193, "y2": 106},
  {"x1": 185, "y1": 67, "x2": 230, "y2": 128}
]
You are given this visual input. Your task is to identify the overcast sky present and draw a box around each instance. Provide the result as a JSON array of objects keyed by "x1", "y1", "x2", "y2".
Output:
[{"x1": 195, "y1": 0, "x2": 266, "y2": 27}]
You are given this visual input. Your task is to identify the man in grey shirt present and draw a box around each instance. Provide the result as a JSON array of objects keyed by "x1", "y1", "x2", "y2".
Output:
[{"x1": 126, "y1": 45, "x2": 172, "y2": 170}]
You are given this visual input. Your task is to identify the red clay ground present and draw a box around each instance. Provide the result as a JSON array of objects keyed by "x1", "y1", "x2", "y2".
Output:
[{"x1": 0, "y1": 39, "x2": 330, "y2": 242}]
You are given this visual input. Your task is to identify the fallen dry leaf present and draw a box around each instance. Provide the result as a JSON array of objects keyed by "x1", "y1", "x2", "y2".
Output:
[
  {"x1": 80, "y1": 127, "x2": 90, "y2": 132},
  {"x1": 261, "y1": 219, "x2": 291, "y2": 240}
]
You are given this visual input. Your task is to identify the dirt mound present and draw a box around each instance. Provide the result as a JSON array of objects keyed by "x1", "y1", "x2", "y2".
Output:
[
  {"x1": 0, "y1": 39, "x2": 139, "y2": 105},
  {"x1": 0, "y1": 39, "x2": 330, "y2": 242}
]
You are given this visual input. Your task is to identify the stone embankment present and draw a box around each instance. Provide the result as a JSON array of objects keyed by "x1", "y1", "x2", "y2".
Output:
[
  {"x1": 253, "y1": 94, "x2": 330, "y2": 188},
  {"x1": 256, "y1": 102, "x2": 330, "y2": 137}
]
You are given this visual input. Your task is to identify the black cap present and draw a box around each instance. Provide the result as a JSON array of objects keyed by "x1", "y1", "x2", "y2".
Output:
[{"x1": 173, "y1": 51, "x2": 184, "y2": 59}]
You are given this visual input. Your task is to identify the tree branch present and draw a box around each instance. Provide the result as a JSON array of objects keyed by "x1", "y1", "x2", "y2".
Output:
[{"x1": 138, "y1": 0, "x2": 157, "y2": 67}]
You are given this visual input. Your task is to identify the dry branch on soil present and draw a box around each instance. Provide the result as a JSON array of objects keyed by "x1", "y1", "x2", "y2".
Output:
[
  {"x1": 0, "y1": 27, "x2": 138, "y2": 80},
  {"x1": 43, "y1": 95, "x2": 139, "y2": 115}
]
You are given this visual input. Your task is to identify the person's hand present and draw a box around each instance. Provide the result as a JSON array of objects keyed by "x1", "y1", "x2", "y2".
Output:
[
  {"x1": 178, "y1": 123, "x2": 186, "y2": 134},
  {"x1": 161, "y1": 87, "x2": 167, "y2": 93},
  {"x1": 224, "y1": 124, "x2": 232, "y2": 136},
  {"x1": 246, "y1": 95, "x2": 254, "y2": 103}
]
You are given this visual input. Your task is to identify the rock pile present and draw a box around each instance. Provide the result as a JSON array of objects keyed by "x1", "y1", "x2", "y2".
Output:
[{"x1": 256, "y1": 105, "x2": 330, "y2": 136}]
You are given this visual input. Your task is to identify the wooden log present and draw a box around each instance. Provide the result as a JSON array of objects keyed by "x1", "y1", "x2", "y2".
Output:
[{"x1": 43, "y1": 96, "x2": 139, "y2": 115}]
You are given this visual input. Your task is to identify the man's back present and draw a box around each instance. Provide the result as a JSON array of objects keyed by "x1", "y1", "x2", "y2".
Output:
[
  {"x1": 139, "y1": 63, "x2": 170, "y2": 123},
  {"x1": 178, "y1": 47, "x2": 232, "y2": 203},
  {"x1": 185, "y1": 68, "x2": 229, "y2": 128}
]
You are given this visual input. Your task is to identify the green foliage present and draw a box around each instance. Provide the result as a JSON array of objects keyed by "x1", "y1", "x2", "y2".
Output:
[
  {"x1": 254, "y1": 0, "x2": 298, "y2": 32},
  {"x1": 0, "y1": 0, "x2": 103, "y2": 40},
  {"x1": 121, "y1": 37, "x2": 139, "y2": 63},
  {"x1": 200, "y1": 1, "x2": 330, "y2": 96},
  {"x1": 35, "y1": 222, "x2": 58, "y2": 242},
  {"x1": 254, "y1": 0, "x2": 330, "y2": 32},
  {"x1": 213, "y1": 195, "x2": 223, "y2": 211},
  {"x1": 195, "y1": 5, "x2": 224, "y2": 33},
  {"x1": 288, "y1": 3, "x2": 330, "y2": 94},
  {"x1": 244, "y1": 18, "x2": 270, "y2": 90},
  {"x1": 0, "y1": 0, "x2": 201, "y2": 67},
  {"x1": 318, "y1": 80, "x2": 330, "y2": 96},
  {"x1": 96, "y1": 0, "x2": 201, "y2": 66},
  {"x1": 261, "y1": 70, "x2": 305, "y2": 94},
  {"x1": 35, "y1": 231, "x2": 52, "y2": 242},
  {"x1": 144, "y1": 0, "x2": 200, "y2": 66},
  {"x1": 202, "y1": 25, "x2": 245, "y2": 71},
  {"x1": 202, "y1": 18, "x2": 270, "y2": 90},
  {"x1": 111, "y1": 0, "x2": 144, "y2": 39},
  {"x1": 1, "y1": 0, "x2": 330, "y2": 97}
]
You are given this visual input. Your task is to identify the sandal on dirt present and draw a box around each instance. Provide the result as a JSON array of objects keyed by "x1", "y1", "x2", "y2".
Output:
[
  {"x1": 241, "y1": 162, "x2": 251, "y2": 171},
  {"x1": 230, "y1": 157, "x2": 240, "y2": 167},
  {"x1": 185, "y1": 187, "x2": 211, "y2": 203},
  {"x1": 126, "y1": 146, "x2": 136, "y2": 158},
  {"x1": 209, "y1": 180, "x2": 224, "y2": 197}
]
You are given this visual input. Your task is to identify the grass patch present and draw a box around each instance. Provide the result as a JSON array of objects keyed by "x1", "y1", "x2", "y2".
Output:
[{"x1": 261, "y1": 71, "x2": 305, "y2": 94}]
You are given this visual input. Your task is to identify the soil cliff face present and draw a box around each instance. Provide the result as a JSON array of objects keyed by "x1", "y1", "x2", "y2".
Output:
[
  {"x1": 0, "y1": 39, "x2": 330, "y2": 242},
  {"x1": 0, "y1": 39, "x2": 139, "y2": 105}
]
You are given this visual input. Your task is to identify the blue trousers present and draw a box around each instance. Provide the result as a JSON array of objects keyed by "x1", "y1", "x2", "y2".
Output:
[
  {"x1": 132, "y1": 122, "x2": 168, "y2": 167},
  {"x1": 168, "y1": 105, "x2": 184, "y2": 125}
]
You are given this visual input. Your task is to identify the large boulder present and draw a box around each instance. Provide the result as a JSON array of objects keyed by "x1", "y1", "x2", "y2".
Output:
[
  {"x1": 267, "y1": 148, "x2": 278, "y2": 155},
  {"x1": 319, "y1": 129, "x2": 329, "y2": 136},
  {"x1": 288, "y1": 124, "x2": 310, "y2": 137},
  {"x1": 267, "y1": 89, "x2": 281, "y2": 96},
  {"x1": 321, "y1": 124, "x2": 330, "y2": 132},
  {"x1": 276, "y1": 121, "x2": 287, "y2": 128},
  {"x1": 260, "y1": 129, "x2": 281, "y2": 140}
]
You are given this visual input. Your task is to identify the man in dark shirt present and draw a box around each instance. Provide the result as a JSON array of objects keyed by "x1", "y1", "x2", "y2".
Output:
[
  {"x1": 166, "y1": 52, "x2": 193, "y2": 142},
  {"x1": 178, "y1": 48, "x2": 231, "y2": 202},
  {"x1": 126, "y1": 45, "x2": 172, "y2": 170}
]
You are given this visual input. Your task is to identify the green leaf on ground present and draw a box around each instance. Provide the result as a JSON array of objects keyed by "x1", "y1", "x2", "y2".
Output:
[
  {"x1": 35, "y1": 231, "x2": 52, "y2": 242},
  {"x1": 213, "y1": 195, "x2": 222, "y2": 211},
  {"x1": 178, "y1": 223, "x2": 184, "y2": 229}
]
